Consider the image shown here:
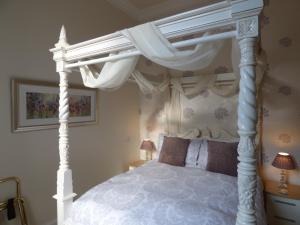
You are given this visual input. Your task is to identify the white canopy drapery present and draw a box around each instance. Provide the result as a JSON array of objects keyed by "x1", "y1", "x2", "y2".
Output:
[
  {"x1": 169, "y1": 39, "x2": 267, "y2": 99},
  {"x1": 79, "y1": 51, "x2": 139, "y2": 90},
  {"x1": 131, "y1": 70, "x2": 169, "y2": 95},
  {"x1": 79, "y1": 22, "x2": 223, "y2": 92},
  {"x1": 79, "y1": 22, "x2": 267, "y2": 135},
  {"x1": 122, "y1": 23, "x2": 223, "y2": 71}
]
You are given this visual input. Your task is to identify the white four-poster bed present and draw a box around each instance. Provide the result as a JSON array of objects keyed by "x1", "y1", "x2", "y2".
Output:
[{"x1": 50, "y1": 0, "x2": 265, "y2": 225}]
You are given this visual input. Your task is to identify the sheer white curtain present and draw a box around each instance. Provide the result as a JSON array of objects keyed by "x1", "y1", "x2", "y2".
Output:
[
  {"x1": 122, "y1": 23, "x2": 223, "y2": 71},
  {"x1": 78, "y1": 22, "x2": 272, "y2": 135},
  {"x1": 79, "y1": 22, "x2": 223, "y2": 93},
  {"x1": 79, "y1": 22, "x2": 223, "y2": 134},
  {"x1": 170, "y1": 39, "x2": 267, "y2": 99},
  {"x1": 131, "y1": 70, "x2": 169, "y2": 95},
  {"x1": 79, "y1": 52, "x2": 139, "y2": 90}
]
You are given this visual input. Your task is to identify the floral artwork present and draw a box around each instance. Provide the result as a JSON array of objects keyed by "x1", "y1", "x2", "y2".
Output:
[
  {"x1": 26, "y1": 92, "x2": 91, "y2": 119},
  {"x1": 26, "y1": 93, "x2": 59, "y2": 119},
  {"x1": 12, "y1": 79, "x2": 97, "y2": 132},
  {"x1": 69, "y1": 95, "x2": 91, "y2": 117}
]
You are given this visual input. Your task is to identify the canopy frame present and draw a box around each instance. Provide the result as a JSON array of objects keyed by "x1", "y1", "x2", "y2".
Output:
[{"x1": 50, "y1": 1, "x2": 264, "y2": 225}]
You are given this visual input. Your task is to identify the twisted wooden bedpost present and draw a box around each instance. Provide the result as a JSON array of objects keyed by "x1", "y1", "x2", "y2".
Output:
[
  {"x1": 235, "y1": 16, "x2": 259, "y2": 225},
  {"x1": 52, "y1": 26, "x2": 76, "y2": 225}
]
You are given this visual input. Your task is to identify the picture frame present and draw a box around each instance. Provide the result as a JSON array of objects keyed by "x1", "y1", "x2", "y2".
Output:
[{"x1": 11, "y1": 79, "x2": 98, "y2": 132}]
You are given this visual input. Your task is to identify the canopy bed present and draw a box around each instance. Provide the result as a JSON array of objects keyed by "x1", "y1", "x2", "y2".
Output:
[{"x1": 50, "y1": 0, "x2": 265, "y2": 225}]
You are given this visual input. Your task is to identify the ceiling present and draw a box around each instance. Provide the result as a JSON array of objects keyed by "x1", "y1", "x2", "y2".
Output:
[{"x1": 106, "y1": 0, "x2": 224, "y2": 22}]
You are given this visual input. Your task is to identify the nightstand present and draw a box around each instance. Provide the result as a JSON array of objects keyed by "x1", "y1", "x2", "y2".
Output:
[
  {"x1": 129, "y1": 160, "x2": 147, "y2": 171},
  {"x1": 264, "y1": 180, "x2": 300, "y2": 225}
]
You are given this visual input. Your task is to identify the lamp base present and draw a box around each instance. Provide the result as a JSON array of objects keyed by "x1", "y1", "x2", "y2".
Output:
[
  {"x1": 278, "y1": 170, "x2": 288, "y2": 195},
  {"x1": 278, "y1": 186, "x2": 288, "y2": 195},
  {"x1": 146, "y1": 151, "x2": 152, "y2": 160}
]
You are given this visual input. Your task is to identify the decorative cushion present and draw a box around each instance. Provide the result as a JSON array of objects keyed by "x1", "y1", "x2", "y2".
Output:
[
  {"x1": 158, "y1": 136, "x2": 190, "y2": 167},
  {"x1": 206, "y1": 140, "x2": 239, "y2": 177},
  {"x1": 154, "y1": 133, "x2": 165, "y2": 160},
  {"x1": 185, "y1": 139, "x2": 208, "y2": 169}
]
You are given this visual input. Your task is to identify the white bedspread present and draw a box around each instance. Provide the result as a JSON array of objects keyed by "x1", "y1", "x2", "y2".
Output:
[{"x1": 66, "y1": 161, "x2": 266, "y2": 225}]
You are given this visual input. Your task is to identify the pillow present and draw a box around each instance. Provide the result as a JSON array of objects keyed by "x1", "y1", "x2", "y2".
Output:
[
  {"x1": 159, "y1": 136, "x2": 190, "y2": 167},
  {"x1": 185, "y1": 139, "x2": 208, "y2": 169},
  {"x1": 154, "y1": 133, "x2": 165, "y2": 160},
  {"x1": 206, "y1": 140, "x2": 239, "y2": 177}
]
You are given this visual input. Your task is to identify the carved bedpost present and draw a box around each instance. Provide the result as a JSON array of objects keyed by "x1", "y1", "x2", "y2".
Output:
[
  {"x1": 235, "y1": 17, "x2": 259, "y2": 225},
  {"x1": 52, "y1": 26, "x2": 76, "y2": 225}
]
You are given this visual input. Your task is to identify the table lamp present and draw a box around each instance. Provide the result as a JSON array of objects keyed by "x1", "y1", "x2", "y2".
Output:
[
  {"x1": 140, "y1": 140, "x2": 155, "y2": 160},
  {"x1": 272, "y1": 152, "x2": 296, "y2": 195}
]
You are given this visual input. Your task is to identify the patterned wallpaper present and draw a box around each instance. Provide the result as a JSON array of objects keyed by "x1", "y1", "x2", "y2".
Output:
[
  {"x1": 259, "y1": 0, "x2": 300, "y2": 185},
  {"x1": 139, "y1": 0, "x2": 300, "y2": 185}
]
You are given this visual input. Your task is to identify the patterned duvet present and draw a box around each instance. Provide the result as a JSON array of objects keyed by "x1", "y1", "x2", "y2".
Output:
[{"x1": 66, "y1": 161, "x2": 266, "y2": 225}]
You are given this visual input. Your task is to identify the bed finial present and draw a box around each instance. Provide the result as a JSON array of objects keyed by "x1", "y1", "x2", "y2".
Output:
[
  {"x1": 56, "y1": 25, "x2": 68, "y2": 47},
  {"x1": 59, "y1": 25, "x2": 66, "y2": 40}
]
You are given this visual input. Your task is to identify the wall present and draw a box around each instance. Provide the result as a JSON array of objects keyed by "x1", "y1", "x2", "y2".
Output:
[
  {"x1": 139, "y1": 1, "x2": 300, "y2": 185},
  {"x1": 0, "y1": 1, "x2": 140, "y2": 225},
  {"x1": 259, "y1": 0, "x2": 300, "y2": 184}
]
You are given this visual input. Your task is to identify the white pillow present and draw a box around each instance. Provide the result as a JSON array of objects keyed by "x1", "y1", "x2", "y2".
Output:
[
  {"x1": 154, "y1": 133, "x2": 165, "y2": 160},
  {"x1": 155, "y1": 134, "x2": 208, "y2": 169},
  {"x1": 185, "y1": 139, "x2": 208, "y2": 169}
]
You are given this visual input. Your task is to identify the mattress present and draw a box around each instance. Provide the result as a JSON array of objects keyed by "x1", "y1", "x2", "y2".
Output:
[{"x1": 66, "y1": 161, "x2": 266, "y2": 225}]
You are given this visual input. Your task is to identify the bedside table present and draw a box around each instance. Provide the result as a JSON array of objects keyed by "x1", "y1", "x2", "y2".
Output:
[
  {"x1": 129, "y1": 160, "x2": 147, "y2": 171},
  {"x1": 264, "y1": 180, "x2": 300, "y2": 225}
]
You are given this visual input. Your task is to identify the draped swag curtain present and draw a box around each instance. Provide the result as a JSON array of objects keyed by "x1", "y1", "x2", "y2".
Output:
[{"x1": 79, "y1": 22, "x2": 267, "y2": 134}]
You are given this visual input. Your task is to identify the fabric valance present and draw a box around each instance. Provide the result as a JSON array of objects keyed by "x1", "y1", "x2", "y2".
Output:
[
  {"x1": 80, "y1": 22, "x2": 223, "y2": 93},
  {"x1": 79, "y1": 52, "x2": 139, "y2": 91},
  {"x1": 121, "y1": 23, "x2": 223, "y2": 71}
]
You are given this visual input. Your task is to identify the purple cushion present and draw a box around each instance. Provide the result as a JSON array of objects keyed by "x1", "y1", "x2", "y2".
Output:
[
  {"x1": 159, "y1": 136, "x2": 190, "y2": 167},
  {"x1": 206, "y1": 140, "x2": 239, "y2": 177}
]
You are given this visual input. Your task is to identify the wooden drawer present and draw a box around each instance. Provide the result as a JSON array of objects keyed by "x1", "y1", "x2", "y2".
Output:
[{"x1": 267, "y1": 194, "x2": 300, "y2": 225}]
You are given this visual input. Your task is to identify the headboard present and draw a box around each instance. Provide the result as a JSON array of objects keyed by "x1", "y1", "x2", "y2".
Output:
[{"x1": 176, "y1": 127, "x2": 239, "y2": 142}]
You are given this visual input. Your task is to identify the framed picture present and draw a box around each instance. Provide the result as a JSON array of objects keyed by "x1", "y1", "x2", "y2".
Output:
[{"x1": 11, "y1": 79, "x2": 98, "y2": 132}]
